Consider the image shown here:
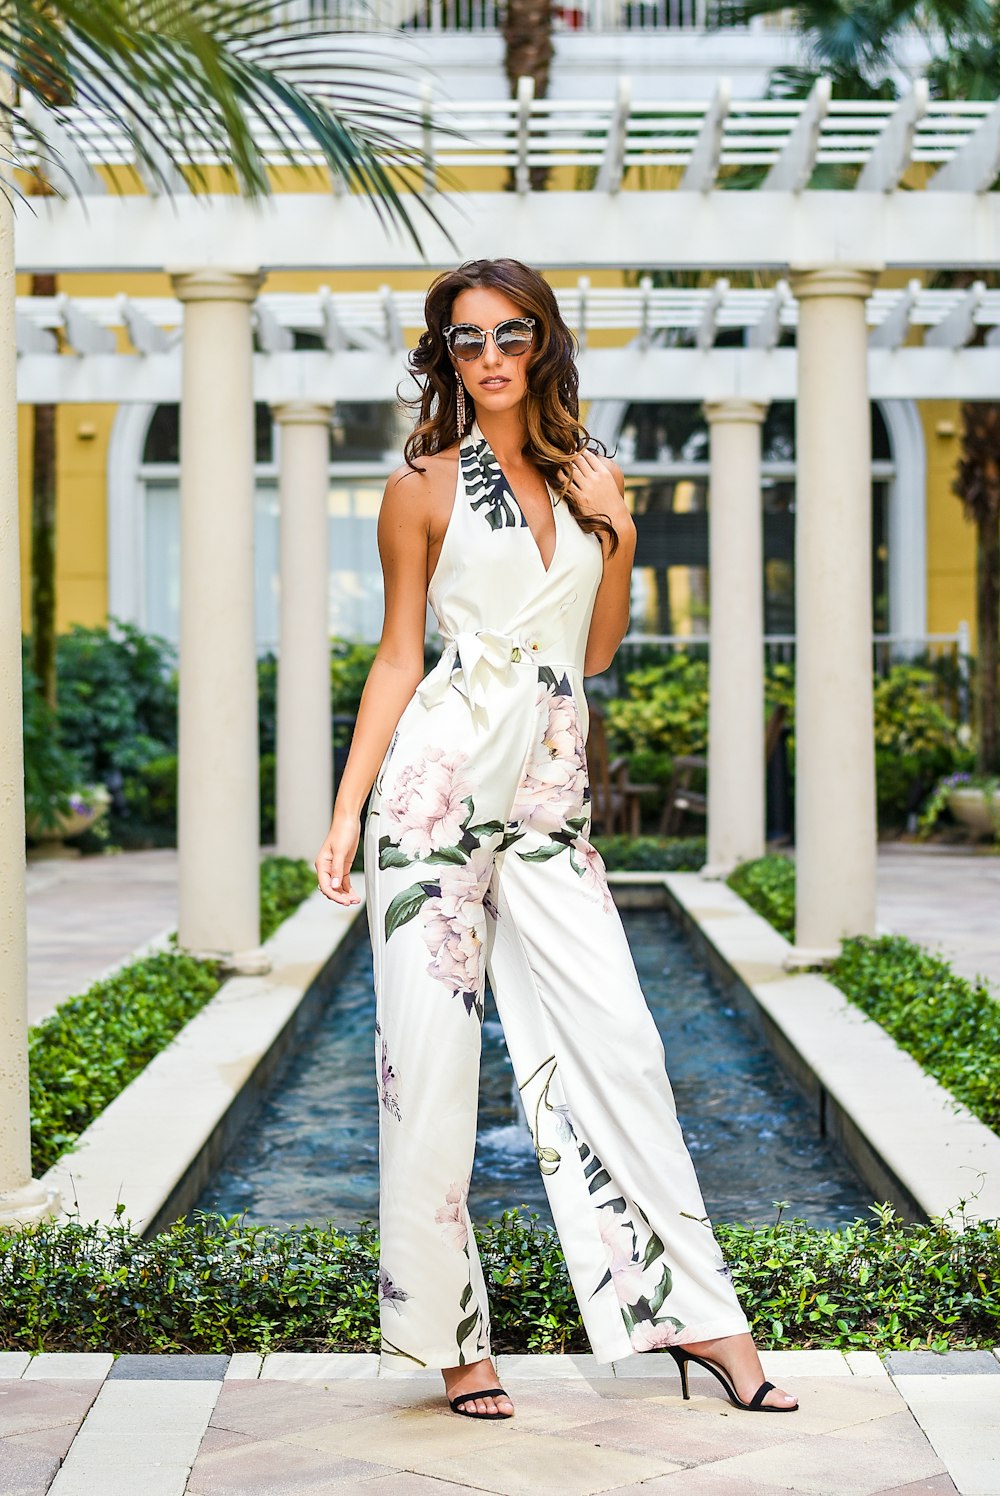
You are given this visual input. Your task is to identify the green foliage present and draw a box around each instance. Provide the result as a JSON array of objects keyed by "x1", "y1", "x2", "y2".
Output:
[
  {"x1": 331, "y1": 639, "x2": 380, "y2": 751},
  {"x1": 21, "y1": 644, "x2": 88, "y2": 836},
  {"x1": 829, "y1": 935, "x2": 1000, "y2": 1135},
  {"x1": 592, "y1": 835, "x2": 707, "y2": 871},
  {"x1": 873, "y1": 667, "x2": 971, "y2": 822},
  {"x1": 604, "y1": 654, "x2": 710, "y2": 789},
  {"x1": 54, "y1": 619, "x2": 179, "y2": 782},
  {"x1": 28, "y1": 857, "x2": 316, "y2": 1175},
  {"x1": 727, "y1": 854, "x2": 797, "y2": 940},
  {"x1": 0, "y1": 1203, "x2": 996, "y2": 1354}
]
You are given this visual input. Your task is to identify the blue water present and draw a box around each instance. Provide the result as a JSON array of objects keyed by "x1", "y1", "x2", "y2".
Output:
[{"x1": 194, "y1": 908, "x2": 875, "y2": 1231}]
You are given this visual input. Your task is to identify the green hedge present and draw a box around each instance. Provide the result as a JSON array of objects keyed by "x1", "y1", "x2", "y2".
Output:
[
  {"x1": 726, "y1": 854, "x2": 1000, "y2": 1138},
  {"x1": 0, "y1": 1204, "x2": 996, "y2": 1355},
  {"x1": 727, "y1": 853, "x2": 796, "y2": 939},
  {"x1": 29, "y1": 857, "x2": 317, "y2": 1175},
  {"x1": 592, "y1": 834, "x2": 706, "y2": 871}
]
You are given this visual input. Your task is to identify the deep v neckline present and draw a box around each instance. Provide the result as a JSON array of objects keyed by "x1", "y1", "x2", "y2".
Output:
[{"x1": 468, "y1": 421, "x2": 559, "y2": 576}]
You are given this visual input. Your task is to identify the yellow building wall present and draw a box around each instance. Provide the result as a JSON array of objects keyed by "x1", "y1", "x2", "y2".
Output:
[{"x1": 921, "y1": 400, "x2": 977, "y2": 648}]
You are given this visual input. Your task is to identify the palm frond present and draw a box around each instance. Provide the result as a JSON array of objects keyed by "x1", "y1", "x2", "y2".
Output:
[{"x1": 0, "y1": 0, "x2": 459, "y2": 253}]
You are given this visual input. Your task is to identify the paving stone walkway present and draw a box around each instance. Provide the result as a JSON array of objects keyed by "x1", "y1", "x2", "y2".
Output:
[
  {"x1": 875, "y1": 844, "x2": 1000, "y2": 998},
  {"x1": 1, "y1": 1350, "x2": 997, "y2": 1496}
]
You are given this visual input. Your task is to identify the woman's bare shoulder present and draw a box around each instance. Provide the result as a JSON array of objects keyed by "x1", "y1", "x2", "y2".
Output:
[{"x1": 385, "y1": 448, "x2": 460, "y2": 500}]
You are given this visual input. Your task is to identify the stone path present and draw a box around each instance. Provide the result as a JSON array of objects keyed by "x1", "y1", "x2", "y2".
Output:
[
  {"x1": 875, "y1": 844, "x2": 1000, "y2": 998},
  {"x1": 1, "y1": 1350, "x2": 997, "y2": 1496}
]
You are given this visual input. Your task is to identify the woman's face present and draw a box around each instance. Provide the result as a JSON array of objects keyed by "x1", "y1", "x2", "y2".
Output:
[{"x1": 447, "y1": 286, "x2": 536, "y2": 421}]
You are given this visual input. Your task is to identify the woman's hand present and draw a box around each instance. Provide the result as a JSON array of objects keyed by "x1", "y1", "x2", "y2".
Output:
[
  {"x1": 315, "y1": 813, "x2": 363, "y2": 906},
  {"x1": 564, "y1": 449, "x2": 628, "y2": 521}
]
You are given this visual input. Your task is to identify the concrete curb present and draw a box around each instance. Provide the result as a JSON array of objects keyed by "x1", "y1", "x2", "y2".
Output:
[
  {"x1": 607, "y1": 871, "x2": 1000, "y2": 1230},
  {"x1": 40, "y1": 891, "x2": 368, "y2": 1237}
]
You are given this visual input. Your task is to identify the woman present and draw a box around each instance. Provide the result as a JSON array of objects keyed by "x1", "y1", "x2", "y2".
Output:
[{"x1": 315, "y1": 258, "x2": 799, "y2": 1421}]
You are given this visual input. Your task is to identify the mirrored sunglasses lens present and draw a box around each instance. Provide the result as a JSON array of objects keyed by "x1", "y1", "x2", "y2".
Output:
[
  {"x1": 450, "y1": 328, "x2": 485, "y2": 360},
  {"x1": 496, "y1": 321, "x2": 533, "y2": 354}
]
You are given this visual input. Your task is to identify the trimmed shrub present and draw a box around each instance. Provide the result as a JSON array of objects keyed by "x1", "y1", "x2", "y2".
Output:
[
  {"x1": 0, "y1": 1204, "x2": 995, "y2": 1355},
  {"x1": 727, "y1": 854, "x2": 796, "y2": 940},
  {"x1": 592, "y1": 835, "x2": 706, "y2": 872}
]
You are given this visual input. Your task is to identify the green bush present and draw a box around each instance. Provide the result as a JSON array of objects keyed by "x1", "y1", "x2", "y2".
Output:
[
  {"x1": 21, "y1": 644, "x2": 88, "y2": 836},
  {"x1": 0, "y1": 1203, "x2": 996, "y2": 1354},
  {"x1": 54, "y1": 619, "x2": 178, "y2": 783},
  {"x1": 726, "y1": 858, "x2": 1000, "y2": 1139},
  {"x1": 604, "y1": 655, "x2": 710, "y2": 792},
  {"x1": 29, "y1": 857, "x2": 317, "y2": 1175},
  {"x1": 830, "y1": 935, "x2": 1000, "y2": 1136},
  {"x1": 592, "y1": 835, "x2": 707, "y2": 871},
  {"x1": 873, "y1": 667, "x2": 970, "y2": 822},
  {"x1": 727, "y1": 854, "x2": 796, "y2": 940}
]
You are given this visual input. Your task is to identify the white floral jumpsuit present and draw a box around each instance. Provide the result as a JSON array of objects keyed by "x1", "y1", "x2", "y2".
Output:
[{"x1": 364, "y1": 421, "x2": 752, "y2": 1371}]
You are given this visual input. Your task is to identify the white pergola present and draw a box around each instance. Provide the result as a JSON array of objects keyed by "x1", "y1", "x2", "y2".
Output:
[{"x1": 1, "y1": 77, "x2": 998, "y2": 1225}]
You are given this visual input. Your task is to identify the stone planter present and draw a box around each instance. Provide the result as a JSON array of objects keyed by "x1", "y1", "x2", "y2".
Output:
[
  {"x1": 26, "y1": 783, "x2": 111, "y2": 845},
  {"x1": 946, "y1": 785, "x2": 1000, "y2": 840}
]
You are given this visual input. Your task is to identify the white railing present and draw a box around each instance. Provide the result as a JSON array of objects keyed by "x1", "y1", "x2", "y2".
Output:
[{"x1": 269, "y1": 0, "x2": 739, "y2": 33}]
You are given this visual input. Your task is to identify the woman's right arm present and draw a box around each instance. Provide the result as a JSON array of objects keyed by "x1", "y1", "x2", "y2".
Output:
[{"x1": 314, "y1": 463, "x2": 433, "y2": 906}]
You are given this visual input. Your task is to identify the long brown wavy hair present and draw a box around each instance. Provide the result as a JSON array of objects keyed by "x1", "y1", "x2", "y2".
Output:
[{"x1": 401, "y1": 258, "x2": 621, "y2": 558}]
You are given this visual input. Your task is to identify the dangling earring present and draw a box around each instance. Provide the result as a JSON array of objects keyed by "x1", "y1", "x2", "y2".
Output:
[{"x1": 455, "y1": 374, "x2": 467, "y2": 435}]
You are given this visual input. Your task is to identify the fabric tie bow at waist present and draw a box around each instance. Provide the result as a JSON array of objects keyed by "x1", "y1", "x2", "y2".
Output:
[{"x1": 415, "y1": 629, "x2": 534, "y2": 722}]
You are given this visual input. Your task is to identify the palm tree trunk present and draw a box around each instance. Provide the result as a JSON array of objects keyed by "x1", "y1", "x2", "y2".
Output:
[
  {"x1": 954, "y1": 401, "x2": 1000, "y2": 774},
  {"x1": 502, "y1": 0, "x2": 555, "y2": 192},
  {"x1": 30, "y1": 274, "x2": 57, "y2": 711}
]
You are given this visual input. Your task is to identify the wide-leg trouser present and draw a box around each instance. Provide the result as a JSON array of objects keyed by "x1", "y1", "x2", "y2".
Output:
[{"x1": 365, "y1": 764, "x2": 752, "y2": 1372}]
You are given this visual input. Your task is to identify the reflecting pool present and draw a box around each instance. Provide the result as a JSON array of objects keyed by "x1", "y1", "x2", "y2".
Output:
[{"x1": 194, "y1": 908, "x2": 875, "y2": 1230}]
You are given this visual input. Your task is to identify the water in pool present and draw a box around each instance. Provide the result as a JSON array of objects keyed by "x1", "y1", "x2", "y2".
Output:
[{"x1": 194, "y1": 908, "x2": 875, "y2": 1230}]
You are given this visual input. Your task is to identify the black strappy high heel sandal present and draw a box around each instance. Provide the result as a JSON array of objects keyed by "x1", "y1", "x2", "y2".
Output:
[
  {"x1": 448, "y1": 1386, "x2": 514, "y2": 1420},
  {"x1": 665, "y1": 1346, "x2": 798, "y2": 1412}
]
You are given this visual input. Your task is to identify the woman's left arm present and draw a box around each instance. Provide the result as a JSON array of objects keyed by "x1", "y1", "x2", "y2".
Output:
[{"x1": 568, "y1": 451, "x2": 636, "y2": 676}]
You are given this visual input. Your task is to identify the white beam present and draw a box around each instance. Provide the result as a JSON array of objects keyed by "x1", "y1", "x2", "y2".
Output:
[
  {"x1": 14, "y1": 314, "x2": 57, "y2": 355},
  {"x1": 57, "y1": 293, "x2": 116, "y2": 354},
  {"x1": 638, "y1": 274, "x2": 653, "y2": 351},
  {"x1": 515, "y1": 75, "x2": 534, "y2": 197},
  {"x1": 924, "y1": 280, "x2": 986, "y2": 348},
  {"x1": 868, "y1": 278, "x2": 922, "y2": 349},
  {"x1": 595, "y1": 76, "x2": 631, "y2": 195},
  {"x1": 928, "y1": 99, "x2": 1000, "y2": 193},
  {"x1": 576, "y1": 275, "x2": 590, "y2": 354},
  {"x1": 762, "y1": 78, "x2": 831, "y2": 194},
  {"x1": 679, "y1": 79, "x2": 731, "y2": 193},
  {"x1": 254, "y1": 301, "x2": 295, "y2": 353},
  {"x1": 745, "y1": 278, "x2": 789, "y2": 350},
  {"x1": 15, "y1": 346, "x2": 1000, "y2": 406},
  {"x1": 20, "y1": 191, "x2": 1000, "y2": 272},
  {"x1": 318, "y1": 285, "x2": 348, "y2": 353},
  {"x1": 116, "y1": 294, "x2": 171, "y2": 354},
  {"x1": 380, "y1": 283, "x2": 404, "y2": 353},
  {"x1": 855, "y1": 79, "x2": 929, "y2": 193},
  {"x1": 19, "y1": 96, "x2": 107, "y2": 198},
  {"x1": 696, "y1": 278, "x2": 728, "y2": 352}
]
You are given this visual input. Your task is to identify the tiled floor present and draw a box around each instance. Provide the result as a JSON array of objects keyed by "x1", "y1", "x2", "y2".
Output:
[{"x1": 1, "y1": 1351, "x2": 997, "y2": 1496}]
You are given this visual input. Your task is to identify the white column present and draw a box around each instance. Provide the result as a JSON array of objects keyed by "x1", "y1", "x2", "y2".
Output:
[
  {"x1": 0, "y1": 77, "x2": 59, "y2": 1227},
  {"x1": 701, "y1": 398, "x2": 768, "y2": 878},
  {"x1": 170, "y1": 269, "x2": 270, "y2": 973},
  {"x1": 272, "y1": 401, "x2": 333, "y2": 861},
  {"x1": 787, "y1": 266, "x2": 880, "y2": 964}
]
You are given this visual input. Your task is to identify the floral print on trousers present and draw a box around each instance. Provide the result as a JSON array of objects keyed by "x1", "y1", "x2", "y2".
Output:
[{"x1": 364, "y1": 420, "x2": 752, "y2": 1371}]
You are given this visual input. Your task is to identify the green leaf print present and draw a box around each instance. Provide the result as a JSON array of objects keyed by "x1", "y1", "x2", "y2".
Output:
[
  {"x1": 460, "y1": 1282, "x2": 473, "y2": 1311},
  {"x1": 467, "y1": 819, "x2": 506, "y2": 839},
  {"x1": 456, "y1": 1309, "x2": 481, "y2": 1364},
  {"x1": 642, "y1": 1232, "x2": 665, "y2": 1270},
  {"x1": 378, "y1": 837, "x2": 414, "y2": 869},
  {"x1": 422, "y1": 846, "x2": 469, "y2": 865},
  {"x1": 536, "y1": 1146, "x2": 561, "y2": 1176},
  {"x1": 516, "y1": 843, "x2": 566, "y2": 863},
  {"x1": 648, "y1": 1265, "x2": 674, "y2": 1317},
  {"x1": 587, "y1": 1169, "x2": 612, "y2": 1195},
  {"x1": 564, "y1": 815, "x2": 590, "y2": 833},
  {"x1": 384, "y1": 883, "x2": 434, "y2": 941}
]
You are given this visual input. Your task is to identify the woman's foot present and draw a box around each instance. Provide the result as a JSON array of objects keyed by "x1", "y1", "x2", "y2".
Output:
[
  {"x1": 442, "y1": 1357, "x2": 515, "y2": 1418},
  {"x1": 678, "y1": 1333, "x2": 798, "y2": 1410}
]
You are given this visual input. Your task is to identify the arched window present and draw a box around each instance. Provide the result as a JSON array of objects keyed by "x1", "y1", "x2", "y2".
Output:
[{"x1": 618, "y1": 401, "x2": 895, "y2": 640}]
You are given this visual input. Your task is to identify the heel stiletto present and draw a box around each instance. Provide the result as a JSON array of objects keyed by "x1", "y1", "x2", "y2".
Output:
[{"x1": 665, "y1": 1346, "x2": 798, "y2": 1412}]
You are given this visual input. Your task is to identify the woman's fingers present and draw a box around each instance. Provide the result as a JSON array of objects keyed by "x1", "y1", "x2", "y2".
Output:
[{"x1": 315, "y1": 834, "x2": 362, "y2": 905}]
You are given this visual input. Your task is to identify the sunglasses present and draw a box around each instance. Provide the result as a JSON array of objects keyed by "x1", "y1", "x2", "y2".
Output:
[{"x1": 442, "y1": 317, "x2": 536, "y2": 361}]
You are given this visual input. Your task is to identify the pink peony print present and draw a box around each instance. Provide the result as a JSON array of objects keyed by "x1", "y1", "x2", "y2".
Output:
[
  {"x1": 383, "y1": 744, "x2": 473, "y2": 860},
  {"x1": 630, "y1": 1319, "x2": 689, "y2": 1352},
  {"x1": 422, "y1": 856, "x2": 489, "y2": 1004},
  {"x1": 510, "y1": 685, "x2": 588, "y2": 833},
  {"x1": 597, "y1": 1205, "x2": 646, "y2": 1306},
  {"x1": 571, "y1": 835, "x2": 615, "y2": 913},
  {"x1": 435, "y1": 1180, "x2": 470, "y2": 1252}
]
